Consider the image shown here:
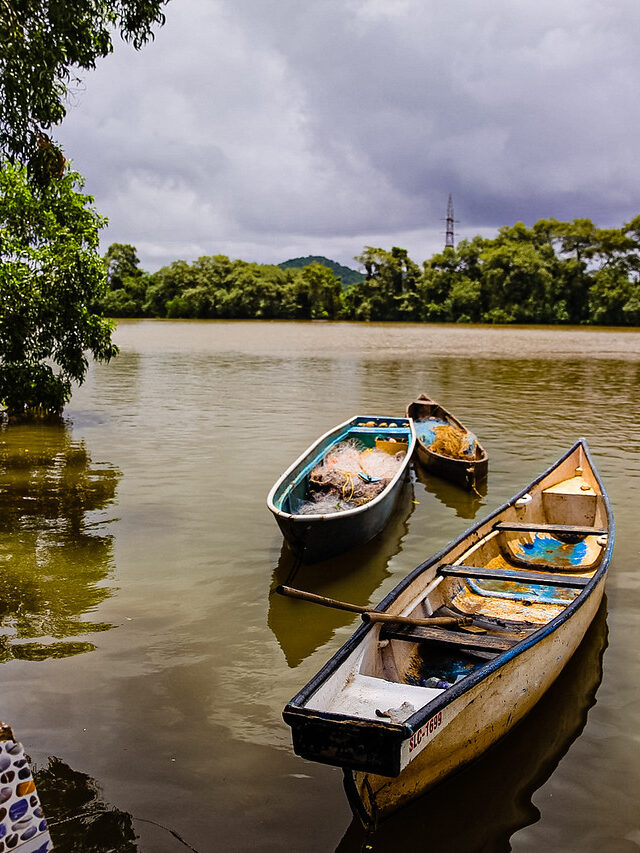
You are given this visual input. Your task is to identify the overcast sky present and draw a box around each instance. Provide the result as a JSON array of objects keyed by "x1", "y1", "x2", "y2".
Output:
[{"x1": 57, "y1": 0, "x2": 640, "y2": 273}]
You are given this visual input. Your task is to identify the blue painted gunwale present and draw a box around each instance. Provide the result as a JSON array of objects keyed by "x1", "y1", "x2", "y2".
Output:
[
  {"x1": 282, "y1": 438, "x2": 614, "y2": 771},
  {"x1": 267, "y1": 415, "x2": 416, "y2": 562}
]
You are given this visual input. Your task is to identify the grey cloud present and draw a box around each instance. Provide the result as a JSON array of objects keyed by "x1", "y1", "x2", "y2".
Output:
[{"x1": 57, "y1": 0, "x2": 640, "y2": 270}]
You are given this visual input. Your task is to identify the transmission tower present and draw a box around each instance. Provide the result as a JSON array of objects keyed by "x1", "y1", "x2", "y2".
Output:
[{"x1": 444, "y1": 194, "x2": 458, "y2": 249}]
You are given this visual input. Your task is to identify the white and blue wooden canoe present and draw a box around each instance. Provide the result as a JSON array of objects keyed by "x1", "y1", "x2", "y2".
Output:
[
  {"x1": 267, "y1": 416, "x2": 416, "y2": 563},
  {"x1": 282, "y1": 439, "x2": 614, "y2": 822}
]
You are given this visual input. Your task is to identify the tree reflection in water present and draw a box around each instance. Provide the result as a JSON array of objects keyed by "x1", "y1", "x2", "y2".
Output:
[
  {"x1": 33, "y1": 757, "x2": 137, "y2": 853},
  {"x1": 33, "y1": 756, "x2": 202, "y2": 852},
  {"x1": 0, "y1": 422, "x2": 121, "y2": 661}
]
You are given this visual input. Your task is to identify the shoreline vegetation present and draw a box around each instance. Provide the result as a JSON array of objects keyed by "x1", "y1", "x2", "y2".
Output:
[{"x1": 102, "y1": 215, "x2": 640, "y2": 326}]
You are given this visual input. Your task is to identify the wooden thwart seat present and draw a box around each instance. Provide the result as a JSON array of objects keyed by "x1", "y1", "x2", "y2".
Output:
[
  {"x1": 438, "y1": 563, "x2": 590, "y2": 588},
  {"x1": 494, "y1": 521, "x2": 607, "y2": 536},
  {"x1": 380, "y1": 623, "x2": 518, "y2": 652}
]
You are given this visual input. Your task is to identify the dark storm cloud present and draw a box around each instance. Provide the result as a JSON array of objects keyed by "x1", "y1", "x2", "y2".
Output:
[
  {"x1": 57, "y1": 0, "x2": 640, "y2": 269},
  {"x1": 233, "y1": 0, "x2": 640, "y2": 225}
]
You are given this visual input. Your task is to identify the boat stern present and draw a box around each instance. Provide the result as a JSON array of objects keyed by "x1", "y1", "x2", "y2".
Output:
[{"x1": 283, "y1": 705, "x2": 408, "y2": 777}]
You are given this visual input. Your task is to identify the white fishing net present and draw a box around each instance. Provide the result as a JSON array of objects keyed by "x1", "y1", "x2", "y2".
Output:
[{"x1": 297, "y1": 440, "x2": 406, "y2": 514}]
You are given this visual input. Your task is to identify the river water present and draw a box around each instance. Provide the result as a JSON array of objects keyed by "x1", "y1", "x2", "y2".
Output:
[{"x1": 1, "y1": 320, "x2": 639, "y2": 852}]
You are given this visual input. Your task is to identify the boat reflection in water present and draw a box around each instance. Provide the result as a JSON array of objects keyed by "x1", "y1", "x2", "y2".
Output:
[
  {"x1": 413, "y1": 463, "x2": 487, "y2": 521},
  {"x1": 268, "y1": 479, "x2": 416, "y2": 668},
  {"x1": 336, "y1": 596, "x2": 608, "y2": 853}
]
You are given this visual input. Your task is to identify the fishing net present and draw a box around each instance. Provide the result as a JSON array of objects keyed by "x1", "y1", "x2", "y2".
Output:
[
  {"x1": 297, "y1": 493, "x2": 351, "y2": 515},
  {"x1": 428, "y1": 424, "x2": 473, "y2": 459},
  {"x1": 297, "y1": 440, "x2": 406, "y2": 514}
]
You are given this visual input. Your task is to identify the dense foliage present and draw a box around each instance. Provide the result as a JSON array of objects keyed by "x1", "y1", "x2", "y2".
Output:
[
  {"x1": 101, "y1": 246, "x2": 344, "y2": 320},
  {"x1": 0, "y1": 0, "x2": 167, "y2": 418},
  {"x1": 0, "y1": 162, "x2": 118, "y2": 418},
  {"x1": 0, "y1": 0, "x2": 167, "y2": 164},
  {"x1": 100, "y1": 215, "x2": 640, "y2": 326},
  {"x1": 418, "y1": 218, "x2": 640, "y2": 326}
]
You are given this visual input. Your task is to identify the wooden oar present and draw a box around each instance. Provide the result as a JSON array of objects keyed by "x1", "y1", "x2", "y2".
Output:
[
  {"x1": 361, "y1": 611, "x2": 471, "y2": 628},
  {"x1": 275, "y1": 585, "x2": 471, "y2": 628},
  {"x1": 276, "y1": 585, "x2": 366, "y2": 613}
]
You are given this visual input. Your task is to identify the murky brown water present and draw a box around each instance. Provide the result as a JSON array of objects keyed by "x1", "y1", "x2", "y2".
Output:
[{"x1": 1, "y1": 320, "x2": 638, "y2": 852}]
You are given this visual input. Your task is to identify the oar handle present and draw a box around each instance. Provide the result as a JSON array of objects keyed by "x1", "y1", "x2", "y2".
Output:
[
  {"x1": 275, "y1": 585, "x2": 366, "y2": 614},
  {"x1": 275, "y1": 585, "x2": 472, "y2": 629},
  {"x1": 361, "y1": 611, "x2": 471, "y2": 628}
]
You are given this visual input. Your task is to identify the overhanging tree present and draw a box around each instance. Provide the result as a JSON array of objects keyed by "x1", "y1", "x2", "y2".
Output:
[
  {"x1": 0, "y1": 0, "x2": 168, "y2": 417},
  {"x1": 0, "y1": 0, "x2": 167, "y2": 164},
  {"x1": 0, "y1": 162, "x2": 118, "y2": 417}
]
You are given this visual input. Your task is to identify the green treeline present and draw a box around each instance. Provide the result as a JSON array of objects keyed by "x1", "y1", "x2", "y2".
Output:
[
  {"x1": 101, "y1": 215, "x2": 640, "y2": 325},
  {"x1": 102, "y1": 247, "x2": 344, "y2": 320}
]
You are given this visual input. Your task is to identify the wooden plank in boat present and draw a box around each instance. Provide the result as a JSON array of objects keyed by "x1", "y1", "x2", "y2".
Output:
[
  {"x1": 438, "y1": 563, "x2": 590, "y2": 588},
  {"x1": 494, "y1": 521, "x2": 607, "y2": 536},
  {"x1": 379, "y1": 623, "x2": 518, "y2": 651}
]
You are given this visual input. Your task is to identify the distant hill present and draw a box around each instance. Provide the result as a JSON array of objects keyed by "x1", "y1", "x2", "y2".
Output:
[{"x1": 278, "y1": 255, "x2": 364, "y2": 286}]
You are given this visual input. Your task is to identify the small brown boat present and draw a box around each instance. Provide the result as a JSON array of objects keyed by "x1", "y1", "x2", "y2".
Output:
[{"x1": 407, "y1": 394, "x2": 488, "y2": 490}]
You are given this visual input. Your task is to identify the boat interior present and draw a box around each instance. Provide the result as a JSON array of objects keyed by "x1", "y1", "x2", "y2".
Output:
[
  {"x1": 306, "y1": 460, "x2": 610, "y2": 723},
  {"x1": 275, "y1": 418, "x2": 411, "y2": 514},
  {"x1": 408, "y1": 398, "x2": 481, "y2": 461}
]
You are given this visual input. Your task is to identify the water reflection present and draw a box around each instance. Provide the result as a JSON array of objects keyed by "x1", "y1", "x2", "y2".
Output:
[
  {"x1": 268, "y1": 479, "x2": 416, "y2": 667},
  {"x1": 33, "y1": 754, "x2": 207, "y2": 852},
  {"x1": 336, "y1": 597, "x2": 608, "y2": 853},
  {"x1": 34, "y1": 757, "x2": 137, "y2": 852},
  {"x1": 413, "y1": 464, "x2": 488, "y2": 520},
  {"x1": 0, "y1": 423, "x2": 121, "y2": 661}
]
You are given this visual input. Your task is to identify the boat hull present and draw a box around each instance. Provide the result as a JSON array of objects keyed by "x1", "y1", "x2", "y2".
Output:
[
  {"x1": 344, "y1": 573, "x2": 606, "y2": 823},
  {"x1": 414, "y1": 440, "x2": 488, "y2": 489},
  {"x1": 273, "y1": 472, "x2": 410, "y2": 562}
]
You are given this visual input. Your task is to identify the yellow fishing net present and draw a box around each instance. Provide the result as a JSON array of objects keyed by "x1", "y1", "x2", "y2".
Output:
[{"x1": 428, "y1": 424, "x2": 472, "y2": 459}]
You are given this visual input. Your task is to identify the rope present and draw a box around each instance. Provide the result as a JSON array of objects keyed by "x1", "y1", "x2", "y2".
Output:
[
  {"x1": 470, "y1": 478, "x2": 482, "y2": 498},
  {"x1": 362, "y1": 776, "x2": 379, "y2": 833},
  {"x1": 339, "y1": 470, "x2": 355, "y2": 502},
  {"x1": 284, "y1": 550, "x2": 304, "y2": 587},
  {"x1": 278, "y1": 522, "x2": 311, "y2": 588},
  {"x1": 133, "y1": 816, "x2": 202, "y2": 851},
  {"x1": 359, "y1": 447, "x2": 373, "y2": 475}
]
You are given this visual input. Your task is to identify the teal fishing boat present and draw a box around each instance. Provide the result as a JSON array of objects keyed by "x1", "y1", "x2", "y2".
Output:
[{"x1": 267, "y1": 416, "x2": 416, "y2": 563}]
